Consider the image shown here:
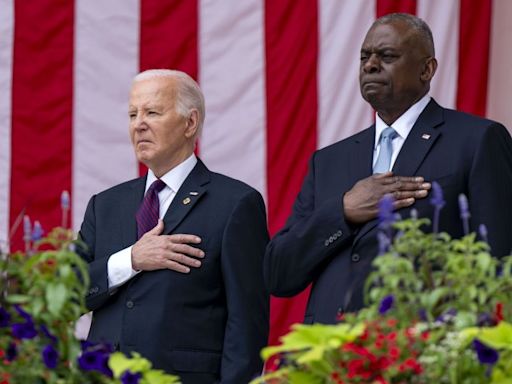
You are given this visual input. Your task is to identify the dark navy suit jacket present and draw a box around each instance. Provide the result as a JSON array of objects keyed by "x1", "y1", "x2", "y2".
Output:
[
  {"x1": 265, "y1": 99, "x2": 512, "y2": 325},
  {"x1": 79, "y1": 159, "x2": 269, "y2": 384}
]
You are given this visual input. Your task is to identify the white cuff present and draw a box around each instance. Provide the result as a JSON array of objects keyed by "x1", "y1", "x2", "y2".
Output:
[{"x1": 107, "y1": 246, "x2": 139, "y2": 290}]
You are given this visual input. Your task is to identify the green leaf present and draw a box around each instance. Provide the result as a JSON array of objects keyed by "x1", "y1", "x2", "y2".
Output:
[
  {"x1": 109, "y1": 352, "x2": 152, "y2": 377},
  {"x1": 5, "y1": 294, "x2": 30, "y2": 304},
  {"x1": 45, "y1": 282, "x2": 67, "y2": 316}
]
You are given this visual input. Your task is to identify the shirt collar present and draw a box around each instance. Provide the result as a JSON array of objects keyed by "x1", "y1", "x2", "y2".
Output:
[
  {"x1": 146, "y1": 154, "x2": 198, "y2": 193},
  {"x1": 374, "y1": 94, "x2": 431, "y2": 149}
]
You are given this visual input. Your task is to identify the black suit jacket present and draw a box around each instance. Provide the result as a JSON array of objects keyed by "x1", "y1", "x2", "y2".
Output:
[
  {"x1": 265, "y1": 99, "x2": 512, "y2": 324},
  {"x1": 79, "y1": 159, "x2": 269, "y2": 384}
]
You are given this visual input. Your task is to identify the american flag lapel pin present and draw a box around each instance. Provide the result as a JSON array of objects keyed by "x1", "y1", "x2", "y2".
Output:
[
  {"x1": 189, "y1": 191, "x2": 199, "y2": 196},
  {"x1": 421, "y1": 134, "x2": 431, "y2": 140}
]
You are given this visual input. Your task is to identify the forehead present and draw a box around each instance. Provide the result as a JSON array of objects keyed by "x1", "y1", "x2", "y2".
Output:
[
  {"x1": 361, "y1": 22, "x2": 412, "y2": 51},
  {"x1": 129, "y1": 77, "x2": 176, "y2": 106}
]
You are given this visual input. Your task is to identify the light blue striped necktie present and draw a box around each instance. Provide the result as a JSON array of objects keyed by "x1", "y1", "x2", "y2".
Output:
[{"x1": 373, "y1": 127, "x2": 398, "y2": 174}]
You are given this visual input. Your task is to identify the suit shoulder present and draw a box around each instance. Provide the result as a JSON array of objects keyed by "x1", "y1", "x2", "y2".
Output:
[
  {"x1": 443, "y1": 107, "x2": 505, "y2": 131},
  {"x1": 93, "y1": 177, "x2": 142, "y2": 199},
  {"x1": 208, "y1": 172, "x2": 262, "y2": 198},
  {"x1": 314, "y1": 126, "x2": 373, "y2": 159}
]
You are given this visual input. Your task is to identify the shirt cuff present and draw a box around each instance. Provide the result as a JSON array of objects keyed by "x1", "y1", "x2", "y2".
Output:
[{"x1": 107, "y1": 246, "x2": 140, "y2": 290}]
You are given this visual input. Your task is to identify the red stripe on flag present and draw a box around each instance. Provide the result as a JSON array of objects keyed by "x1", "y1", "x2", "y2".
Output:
[
  {"x1": 376, "y1": 0, "x2": 417, "y2": 16},
  {"x1": 139, "y1": 0, "x2": 199, "y2": 176},
  {"x1": 10, "y1": 0, "x2": 74, "y2": 250},
  {"x1": 265, "y1": 0, "x2": 318, "y2": 345},
  {"x1": 457, "y1": 0, "x2": 491, "y2": 116}
]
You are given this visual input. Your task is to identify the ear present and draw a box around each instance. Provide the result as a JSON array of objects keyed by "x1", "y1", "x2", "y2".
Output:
[
  {"x1": 184, "y1": 109, "x2": 199, "y2": 139},
  {"x1": 421, "y1": 57, "x2": 437, "y2": 82}
]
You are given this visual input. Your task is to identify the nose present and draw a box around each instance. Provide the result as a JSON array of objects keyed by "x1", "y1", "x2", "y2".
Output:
[
  {"x1": 131, "y1": 114, "x2": 147, "y2": 131},
  {"x1": 362, "y1": 53, "x2": 380, "y2": 74}
]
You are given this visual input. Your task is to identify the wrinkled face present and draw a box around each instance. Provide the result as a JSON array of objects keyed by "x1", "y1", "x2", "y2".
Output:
[
  {"x1": 129, "y1": 77, "x2": 195, "y2": 176},
  {"x1": 359, "y1": 21, "x2": 430, "y2": 115}
]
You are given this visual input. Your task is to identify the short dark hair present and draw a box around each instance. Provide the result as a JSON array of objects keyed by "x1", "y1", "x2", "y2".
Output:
[{"x1": 371, "y1": 13, "x2": 435, "y2": 56}]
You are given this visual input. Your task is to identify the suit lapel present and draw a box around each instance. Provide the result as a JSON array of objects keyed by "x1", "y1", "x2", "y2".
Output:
[
  {"x1": 349, "y1": 125, "x2": 375, "y2": 183},
  {"x1": 392, "y1": 99, "x2": 444, "y2": 176},
  {"x1": 122, "y1": 176, "x2": 147, "y2": 246},
  {"x1": 354, "y1": 99, "x2": 444, "y2": 245},
  {"x1": 163, "y1": 159, "x2": 210, "y2": 234}
]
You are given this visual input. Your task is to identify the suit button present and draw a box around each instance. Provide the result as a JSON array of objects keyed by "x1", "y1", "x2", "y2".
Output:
[
  {"x1": 351, "y1": 253, "x2": 360, "y2": 262},
  {"x1": 126, "y1": 300, "x2": 134, "y2": 309},
  {"x1": 337, "y1": 230, "x2": 342, "y2": 236},
  {"x1": 329, "y1": 236, "x2": 334, "y2": 242},
  {"x1": 324, "y1": 240, "x2": 329, "y2": 246}
]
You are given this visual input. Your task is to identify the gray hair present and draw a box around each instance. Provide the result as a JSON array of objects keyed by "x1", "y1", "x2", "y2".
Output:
[
  {"x1": 372, "y1": 13, "x2": 435, "y2": 56},
  {"x1": 134, "y1": 69, "x2": 205, "y2": 135}
]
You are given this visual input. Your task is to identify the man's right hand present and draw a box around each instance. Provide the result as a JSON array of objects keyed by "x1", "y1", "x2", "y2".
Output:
[
  {"x1": 131, "y1": 219, "x2": 205, "y2": 273},
  {"x1": 343, "y1": 172, "x2": 431, "y2": 225}
]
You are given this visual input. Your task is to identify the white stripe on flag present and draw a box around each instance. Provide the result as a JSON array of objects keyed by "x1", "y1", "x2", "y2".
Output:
[
  {"x1": 198, "y1": 0, "x2": 267, "y2": 198},
  {"x1": 73, "y1": 0, "x2": 140, "y2": 231},
  {"x1": 487, "y1": 0, "x2": 512, "y2": 134},
  {"x1": 417, "y1": 0, "x2": 459, "y2": 109},
  {"x1": 0, "y1": 0, "x2": 14, "y2": 248},
  {"x1": 318, "y1": 0, "x2": 374, "y2": 149}
]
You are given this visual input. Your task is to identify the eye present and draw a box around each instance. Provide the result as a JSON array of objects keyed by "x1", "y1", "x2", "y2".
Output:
[
  {"x1": 128, "y1": 112, "x2": 136, "y2": 120},
  {"x1": 148, "y1": 111, "x2": 159, "y2": 116}
]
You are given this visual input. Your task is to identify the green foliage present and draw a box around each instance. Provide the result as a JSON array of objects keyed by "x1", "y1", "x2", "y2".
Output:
[
  {"x1": 256, "y1": 217, "x2": 512, "y2": 384},
  {"x1": 0, "y1": 227, "x2": 180, "y2": 384}
]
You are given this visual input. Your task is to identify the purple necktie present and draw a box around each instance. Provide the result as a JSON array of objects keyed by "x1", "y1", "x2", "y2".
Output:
[{"x1": 136, "y1": 179, "x2": 166, "y2": 239}]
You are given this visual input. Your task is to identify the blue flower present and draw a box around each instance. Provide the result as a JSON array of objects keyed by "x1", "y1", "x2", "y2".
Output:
[
  {"x1": 430, "y1": 181, "x2": 445, "y2": 208},
  {"x1": 473, "y1": 338, "x2": 499, "y2": 365},
  {"x1": 430, "y1": 181, "x2": 445, "y2": 233},
  {"x1": 378, "y1": 295, "x2": 394, "y2": 315},
  {"x1": 6, "y1": 342, "x2": 17, "y2": 361},
  {"x1": 458, "y1": 194, "x2": 471, "y2": 235},
  {"x1": 0, "y1": 307, "x2": 11, "y2": 327},
  {"x1": 377, "y1": 231, "x2": 391, "y2": 254},
  {"x1": 121, "y1": 370, "x2": 143, "y2": 384},
  {"x1": 12, "y1": 321, "x2": 37, "y2": 339},
  {"x1": 378, "y1": 194, "x2": 395, "y2": 231},
  {"x1": 479, "y1": 224, "x2": 488, "y2": 243},
  {"x1": 42, "y1": 344, "x2": 59, "y2": 369}
]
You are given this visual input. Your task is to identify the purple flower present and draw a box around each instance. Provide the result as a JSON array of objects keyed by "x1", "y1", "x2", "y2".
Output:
[
  {"x1": 32, "y1": 220, "x2": 44, "y2": 241},
  {"x1": 430, "y1": 181, "x2": 445, "y2": 233},
  {"x1": 12, "y1": 321, "x2": 37, "y2": 339},
  {"x1": 42, "y1": 344, "x2": 59, "y2": 369},
  {"x1": 418, "y1": 309, "x2": 428, "y2": 322},
  {"x1": 473, "y1": 339, "x2": 499, "y2": 365},
  {"x1": 435, "y1": 308, "x2": 457, "y2": 324},
  {"x1": 40, "y1": 324, "x2": 58, "y2": 344},
  {"x1": 378, "y1": 194, "x2": 395, "y2": 231},
  {"x1": 378, "y1": 295, "x2": 394, "y2": 315},
  {"x1": 121, "y1": 370, "x2": 143, "y2": 384},
  {"x1": 479, "y1": 224, "x2": 488, "y2": 243},
  {"x1": 477, "y1": 312, "x2": 496, "y2": 327},
  {"x1": 377, "y1": 231, "x2": 391, "y2": 254},
  {"x1": 458, "y1": 194, "x2": 471, "y2": 235},
  {"x1": 6, "y1": 342, "x2": 17, "y2": 361},
  {"x1": 14, "y1": 305, "x2": 33, "y2": 323},
  {"x1": 0, "y1": 307, "x2": 11, "y2": 327},
  {"x1": 78, "y1": 350, "x2": 113, "y2": 378}
]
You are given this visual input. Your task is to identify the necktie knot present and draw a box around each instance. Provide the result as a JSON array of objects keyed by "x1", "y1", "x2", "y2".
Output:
[
  {"x1": 136, "y1": 179, "x2": 166, "y2": 239},
  {"x1": 148, "y1": 179, "x2": 166, "y2": 194},
  {"x1": 380, "y1": 126, "x2": 398, "y2": 142}
]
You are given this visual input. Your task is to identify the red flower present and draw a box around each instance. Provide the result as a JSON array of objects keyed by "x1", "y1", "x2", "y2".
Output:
[{"x1": 495, "y1": 302, "x2": 504, "y2": 323}]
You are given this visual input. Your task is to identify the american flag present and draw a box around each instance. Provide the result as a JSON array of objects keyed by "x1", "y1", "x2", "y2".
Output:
[{"x1": 1, "y1": 0, "x2": 511, "y2": 344}]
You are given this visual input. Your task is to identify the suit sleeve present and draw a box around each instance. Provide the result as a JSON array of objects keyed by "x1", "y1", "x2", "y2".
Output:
[
  {"x1": 219, "y1": 190, "x2": 270, "y2": 383},
  {"x1": 77, "y1": 195, "x2": 114, "y2": 311},
  {"x1": 468, "y1": 123, "x2": 512, "y2": 257},
  {"x1": 264, "y1": 153, "x2": 357, "y2": 297}
]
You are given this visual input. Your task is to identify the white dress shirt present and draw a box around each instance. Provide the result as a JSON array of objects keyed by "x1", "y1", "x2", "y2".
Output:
[
  {"x1": 107, "y1": 154, "x2": 198, "y2": 290},
  {"x1": 373, "y1": 94, "x2": 431, "y2": 171}
]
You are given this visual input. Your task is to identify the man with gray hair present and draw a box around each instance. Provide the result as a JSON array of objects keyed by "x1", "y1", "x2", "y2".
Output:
[
  {"x1": 79, "y1": 69, "x2": 269, "y2": 383},
  {"x1": 265, "y1": 13, "x2": 512, "y2": 324}
]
